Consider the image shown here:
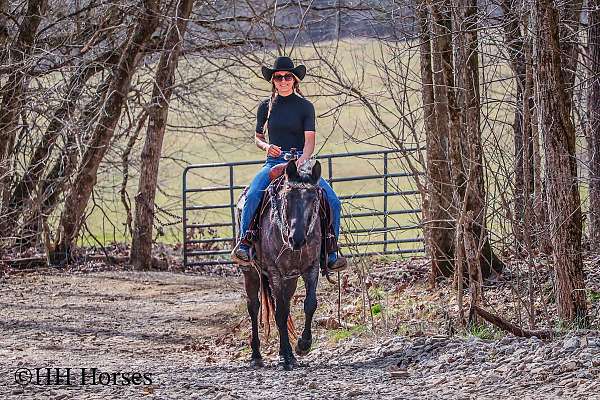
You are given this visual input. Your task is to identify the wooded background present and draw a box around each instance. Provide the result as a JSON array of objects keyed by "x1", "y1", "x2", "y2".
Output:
[{"x1": 0, "y1": 0, "x2": 598, "y2": 328}]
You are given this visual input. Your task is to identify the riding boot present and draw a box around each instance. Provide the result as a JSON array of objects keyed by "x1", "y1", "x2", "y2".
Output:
[
  {"x1": 231, "y1": 240, "x2": 253, "y2": 268},
  {"x1": 327, "y1": 252, "x2": 348, "y2": 272}
]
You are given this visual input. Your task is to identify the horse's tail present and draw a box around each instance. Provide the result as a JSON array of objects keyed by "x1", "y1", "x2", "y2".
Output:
[
  {"x1": 259, "y1": 273, "x2": 298, "y2": 342},
  {"x1": 259, "y1": 273, "x2": 275, "y2": 340}
]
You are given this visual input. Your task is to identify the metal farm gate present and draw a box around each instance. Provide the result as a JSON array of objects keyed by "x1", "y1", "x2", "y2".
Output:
[{"x1": 182, "y1": 149, "x2": 424, "y2": 268}]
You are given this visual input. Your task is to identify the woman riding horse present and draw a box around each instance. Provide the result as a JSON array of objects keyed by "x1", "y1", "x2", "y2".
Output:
[{"x1": 231, "y1": 56, "x2": 347, "y2": 272}]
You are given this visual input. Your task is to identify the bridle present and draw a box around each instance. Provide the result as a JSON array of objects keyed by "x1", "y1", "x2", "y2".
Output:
[{"x1": 271, "y1": 180, "x2": 321, "y2": 252}]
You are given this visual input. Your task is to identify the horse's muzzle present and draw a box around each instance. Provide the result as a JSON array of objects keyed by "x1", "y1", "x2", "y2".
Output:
[{"x1": 288, "y1": 234, "x2": 306, "y2": 251}]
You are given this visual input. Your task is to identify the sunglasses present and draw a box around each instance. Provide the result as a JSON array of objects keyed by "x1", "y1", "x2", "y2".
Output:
[{"x1": 272, "y1": 74, "x2": 295, "y2": 82}]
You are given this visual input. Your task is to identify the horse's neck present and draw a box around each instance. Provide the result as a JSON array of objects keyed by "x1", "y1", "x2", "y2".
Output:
[
  {"x1": 267, "y1": 198, "x2": 321, "y2": 247},
  {"x1": 270, "y1": 194, "x2": 286, "y2": 235}
]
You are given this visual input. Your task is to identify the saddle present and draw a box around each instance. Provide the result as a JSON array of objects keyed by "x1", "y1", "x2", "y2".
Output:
[
  {"x1": 237, "y1": 172, "x2": 338, "y2": 269},
  {"x1": 268, "y1": 163, "x2": 287, "y2": 181}
]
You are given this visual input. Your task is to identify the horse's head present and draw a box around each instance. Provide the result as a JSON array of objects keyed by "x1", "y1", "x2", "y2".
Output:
[{"x1": 281, "y1": 159, "x2": 322, "y2": 250}]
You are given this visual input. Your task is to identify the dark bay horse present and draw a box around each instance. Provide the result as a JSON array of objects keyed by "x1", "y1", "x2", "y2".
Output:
[{"x1": 243, "y1": 159, "x2": 323, "y2": 371}]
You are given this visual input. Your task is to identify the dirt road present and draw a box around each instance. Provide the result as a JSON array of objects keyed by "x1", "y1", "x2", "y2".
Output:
[
  {"x1": 0, "y1": 269, "x2": 598, "y2": 400},
  {"x1": 0, "y1": 270, "x2": 245, "y2": 399}
]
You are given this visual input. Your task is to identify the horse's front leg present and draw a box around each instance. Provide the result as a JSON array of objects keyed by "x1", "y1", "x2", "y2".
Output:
[
  {"x1": 243, "y1": 269, "x2": 264, "y2": 368},
  {"x1": 296, "y1": 267, "x2": 318, "y2": 356},
  {"x1": 274, "y1": 278, "x2": 298, "y2": 371}
]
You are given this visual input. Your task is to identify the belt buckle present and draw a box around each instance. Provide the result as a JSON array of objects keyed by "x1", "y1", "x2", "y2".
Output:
[{"x1": 283, "y1": 147, "x2": 298, "y2": 161}]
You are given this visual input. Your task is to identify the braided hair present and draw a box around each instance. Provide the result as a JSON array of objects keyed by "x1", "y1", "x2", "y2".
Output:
[{"x1": 261, "y1": 75, "x2": 305, "y2": 137}]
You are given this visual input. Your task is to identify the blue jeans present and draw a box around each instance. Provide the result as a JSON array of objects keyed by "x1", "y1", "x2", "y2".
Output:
[{"x1": 240, "y1": 155, "x2": 341, "y2": 248}]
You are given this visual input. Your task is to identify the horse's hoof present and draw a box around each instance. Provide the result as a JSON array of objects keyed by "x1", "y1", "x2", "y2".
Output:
[
  {"x1": 249, "y1": 358, "x2": 264, "y2": 368},
  {"x1": 295, "y1": 338, "x2": 312, "y2": 356},
  {"x1": 280, "y1": 362, "x2": 295, "y2": 371},
  {"x1": 278, "y1": 356, "x2": 298, "y2": 371}
]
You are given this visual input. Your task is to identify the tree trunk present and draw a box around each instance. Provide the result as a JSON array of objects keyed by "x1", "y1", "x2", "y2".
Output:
[
  {"x1": 587, "y1": 0, "x2": 600, "y2": 250},
  {"x1": 454, "y1": 0, "x2": 487, "y2": 299},
  {"x1": 430, "y1": 0, "x2": 465, "y2": 202},
  {"x1": 1, "y1": 51, "x2": 119, "y2": 239},
  {"x1": 130, "y1": 0, "x2": 194, "y2": 269},
  {"x1": 417, "y1": 2, "x2": 455, "y2": 280},
  {"x1": 558, "y1": 0, "x2": 583, "y2": 111},
  {"x1": 52, "y1": 0, "x2": 161, "y2": 264},
  {"x1": 0, "y1": 0, "x2": 48, "y2": 211},
  {"x1": 500, "y1": 0, "x2": 537, "y2": 252},
  {"x1": 425, "y1": 0, "x2": 504, "y2": 280},
  {"x1": 18, "y1": 73, "x2": 114, "y2": 250},
  {"x1": 428, "y1": 0, "x2": 464, "y2": 280},
  {"x1": 534, "y1": 0, "x2": 587, "y2": 326},
  {"x1": 443, "y1": 0, "x2": 506, "y2": 281}
]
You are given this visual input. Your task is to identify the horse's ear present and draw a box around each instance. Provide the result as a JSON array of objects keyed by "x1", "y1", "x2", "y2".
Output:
[
  {"x1": 285, "y1": 160, "x2": 298, "y2": 181},
  {"x1": 311, "y1": 160, "x2": 321, "y2": 184}
]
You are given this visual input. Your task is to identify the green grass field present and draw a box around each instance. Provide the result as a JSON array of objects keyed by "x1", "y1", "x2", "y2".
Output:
[
  {"x1": 78, "y1": 40, "x2": 428, "y2": 256},
  {"x1": 78, "y1": 38, "x2": 533, "y2": 259}
]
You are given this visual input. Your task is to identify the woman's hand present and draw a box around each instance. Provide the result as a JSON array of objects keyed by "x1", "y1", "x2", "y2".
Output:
[
  {"x1": 296, "y1": 155, "x2": 310, "y2": 169},
  {"x1": 266, "y1": 144, "x2": 282, "y2": 157}
]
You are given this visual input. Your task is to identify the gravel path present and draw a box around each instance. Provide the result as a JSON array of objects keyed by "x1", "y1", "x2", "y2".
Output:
[{"x1": 0, "y1": 270, "x2": 598, "y2": 399}]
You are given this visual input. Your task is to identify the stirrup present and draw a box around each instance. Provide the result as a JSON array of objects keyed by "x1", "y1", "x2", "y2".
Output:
[
  {"x1": 327, "y1": 255, "x2": 348, "y2": 273},
  {"x1": 231, "y1": 242, "x2": 253, "y2": 267}
]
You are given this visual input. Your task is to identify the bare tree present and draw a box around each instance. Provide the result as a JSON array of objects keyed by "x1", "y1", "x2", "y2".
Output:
[
  {"x1": 534, "y1": 0, "x2": 587, "y2": 326},
  {"x1": 52, "y1": 0, "x2": 162, "y2": 263},
  {"x1": 454, "y1": 0, "x2": 490, "y2": 303},
  {"x1": 499, "y1": 0, "x2": 538, "y2": 251},
  {"x1": 0, "y1": 51, "x2": 120, "y2": 237},
  {"x1": 0, "y1": 0, "x2": 48, "y2": 208},
  {"x1": 130, "y1": 0, "x2": 196, "y2": 269},
  {"x1": 587, "y1": 0, "x2": 600, "y2": 249},
  {"x1": 17, "y1": 73, "x2": 113, "y2": 250},
  {"x1": 429, "y1": 0, "x2": 505, "y2": 280},
  {"x1": 417, "y1": 2, "x2": 455, "y2": 280}
]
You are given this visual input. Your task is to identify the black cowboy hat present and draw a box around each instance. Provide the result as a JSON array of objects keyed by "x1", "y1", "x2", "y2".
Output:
[{"x1": 261, "y1": 56, "x2": 306, "y2": 82}]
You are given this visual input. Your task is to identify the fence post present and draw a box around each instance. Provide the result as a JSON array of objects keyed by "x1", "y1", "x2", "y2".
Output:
[
  {"x1": 182, "y1": 167, "x2": 188, "y2": 269},
  {"x1": 229, "y1": 165, "x2": 236, "y2": 244},
  {"x1": 327, "y1": 157, "x2": 333, "y2": 188},
  {"x1": 383, "y1": 152, "x2": 388, "y2": 253}
]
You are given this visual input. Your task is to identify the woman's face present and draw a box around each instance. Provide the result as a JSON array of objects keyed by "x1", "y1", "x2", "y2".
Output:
[{"x1": 272, "y1": 71, "x2": 295, "y2": 95}]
